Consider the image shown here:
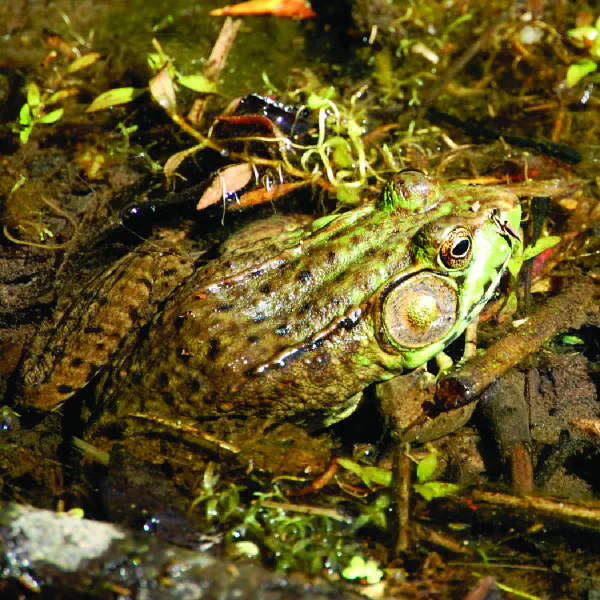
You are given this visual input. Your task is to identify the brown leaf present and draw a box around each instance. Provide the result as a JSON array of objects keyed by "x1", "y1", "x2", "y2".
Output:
[
  {"x1": 196, "y1": 163, "x2": 254, "y2": 210},
  {"x1": 149, "y1": 63, "x2": 177, "y2": 115},
  {"x1": 231, "y1": 180, "x2": 309, "y2": 210},
  {"x1": 210, "y1": 0, "x2": 316, "y2": 19}
]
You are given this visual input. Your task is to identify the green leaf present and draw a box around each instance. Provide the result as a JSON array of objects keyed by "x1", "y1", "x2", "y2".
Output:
[
  {"x1": 416, "y1": 451, "x2": 438, "y2": 483},
  {"x1": 414, "y1": 481, "x2": 460, "y2": 501},
  {"x1": 566, "y1": 60, "x2": 597, "y2": 87},
  {"x1": 47, "y1": 90, "x2": 71, "y2": 104},
  {"x1": 19, "y1": 127, "x2": 32, "y2": 145},
  {"x1": 87, "y1": 87, "x2": 146, "y2": 112},
  {"x1": 567, "y1": 26, "x2": 599, "y2": 45},
  {"x1": 333, "y1": 142, "x2": 354, "y2": 168},
  {"x1": 26, "y1": 82, "x2": 41, "y2": 107},
  {"x1": 37, "y1": 108, "x2": 64, "y2": 124},
  {"x1": 19, "y1": 103, "x2": 32, "y2": 126},
  {"x1": 522, "y1": 235, "x2": 561, "y2": 262},
  {"x1": 590, "y1": 40, "x2": 600, "y2": 61},
  {"x1": 363, "y1": 466, "x2": 392, "y2": 487},
  {"x1": 147, "y1": 52, "x2": 164, "y2": 73},
  {"x1": 336, "y1": 185, "x2": 361, "y2": 205},
  {"x1": 67, "y1": 52, "x2": 101, "y2": 73},
  {"x1": 560, "y1": 334, "x2": 584, "y2": 345},
  {"x1": 342, "y1": 556, "x2": 384, "y2": 584},
  {"x1": 307, "y1": 92, "x2": 328, "y2": 110},
  {"x1": 176, "y1": 73, "x2": 217, "y2": 93},
  {"x1": 336, "y1": 458, "x2": 392, "y2": 488},
  {"x1": 229, "y1": 541, "x2": 260, "y2": 559},
  {"x1": 336, "y1": 458, "x2": 363, "y2": 477}
]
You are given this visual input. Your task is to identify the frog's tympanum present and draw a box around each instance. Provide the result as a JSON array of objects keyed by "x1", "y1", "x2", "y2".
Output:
[{"x1": 16, "y1": 171, "x2": 521, "y2": 435}]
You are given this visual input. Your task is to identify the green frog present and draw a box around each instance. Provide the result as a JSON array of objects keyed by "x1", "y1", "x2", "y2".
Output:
[{"x1": 16, "y1": 171, "x2": 521, "y2": 436}]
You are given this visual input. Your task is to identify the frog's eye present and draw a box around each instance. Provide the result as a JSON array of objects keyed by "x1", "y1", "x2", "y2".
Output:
[{"x1": 439, "y1": 226, "x2": 473, "y2": 270}]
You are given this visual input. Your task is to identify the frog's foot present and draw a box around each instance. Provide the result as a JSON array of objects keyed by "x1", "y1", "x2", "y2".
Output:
[
  {"x1": 434, "y1": 318, "x2": 480, "y2": 382},
  {"x1": 462, "y1": 319, "x2": 479, "y2": 362},
  {"x1": 434, "y1": 351, "x2": 453, "y2": 377}
]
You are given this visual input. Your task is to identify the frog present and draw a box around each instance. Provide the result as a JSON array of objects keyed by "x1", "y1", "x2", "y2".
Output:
[{"x1": 15, "y1": 170, "x2": 521, "y2": 439}]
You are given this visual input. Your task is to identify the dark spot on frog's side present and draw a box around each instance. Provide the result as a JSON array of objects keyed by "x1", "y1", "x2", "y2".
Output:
[
  {"x1": 260, "y1": 284, "x2": 271, "y2": 295},
  {"x1": 297, "y1": 302, "x2": 312, "y2": 317},
  {"x1": 247, "y1": 335, "x2": 260, "y2": 344},
  {"x1": 276, "y1": 323, "x2": 291, "y2": 336},
  {"x1": 162, "y1": 267, "x2": 179, "y2": 278},
  {"x1": 58, "y1": 384, "x2": 74, "y2": 394},
  {"x1": 327, "y1": 251, "x2": 336, "y2": 264},
  {"x1": 214, "y1": 303, "x2": 233, "y2": 312},
  {"x1": 297, "y1": 270, "x2": 311, "y2": 283},
  {"x1": 175, "y1": 315, "x2": 186, "y2": 332},
  {"x1": 71, "y1": 357, "x2": 85, "y2": 368},
  {"x1": 254, "y1": 314, "x2": 266, "y2": 323},
  {"x1": 137, "y1": 277, "x2": 153, "y2": 292},
  {"x1": 84, "y1": 326, "x2": 104, "y2": 335},
  {"x1": 190, "y1": 379, "x2": 201, "y2": 393},
  {"x1": 208, "y1": 338, "x2": 221, "y2": 360},
  {"x1": 158, "y1": 372, "x2": 170, "y2": 388}
]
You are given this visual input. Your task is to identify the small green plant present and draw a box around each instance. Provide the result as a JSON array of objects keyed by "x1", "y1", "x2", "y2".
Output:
[
  {"x1": 13, "y1": 52, "x2": 101, "y2": 144},
  {"x1": 15, "y1": 82, "x2": 65, "y2": 144},
  {"x1": 341, "y1": 555, "x2": 384, "y2": 585},
  {"x1": 413, "y1": 447, "x2": 460, "y2": 501},
  {"x1": 566, "y1": 16, "x2": 600, "y2": 86},
  {"x1": 190, "y1": 466, "x2": 379, "y2": 579},
  {"x1": 87, "y1": 38, "x2": 216, "y2": 114}
]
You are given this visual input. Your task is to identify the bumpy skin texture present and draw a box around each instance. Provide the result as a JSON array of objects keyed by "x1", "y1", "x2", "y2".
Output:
[{"x1": 17, "y1": 174, "x2": 521, "y2": 430}]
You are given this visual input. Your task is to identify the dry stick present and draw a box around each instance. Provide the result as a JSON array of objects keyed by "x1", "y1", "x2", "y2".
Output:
[
  {"x1": 187, "y1": 17, "x2": 242, "y2": 126},
  {"x1": 469, "y1": 490, "x2": 600, "y2": 532},
  {"x1": 435, "y1": 278, "x2": 599, "y2": 410},
  {"x1": 394, "y1": 442, "x2": 412, "y2": 554},
  {"x1": 204, "y1": 17, "x2": 242, "y2": 80}
]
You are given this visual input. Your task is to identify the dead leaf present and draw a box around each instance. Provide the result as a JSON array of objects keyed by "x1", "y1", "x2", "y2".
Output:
[
  {"x1": 197, "y1": 163, "x2": 254, "y2": 210},
  {"x1": 149, "y1": 63, "x2": 177, "y2": 115},
  {"x1": 210, "y1": 0, "x2": 316, "y2": 19},
  {"x1": 231, "y1": 179, "x2": 310, "y2": 210}
]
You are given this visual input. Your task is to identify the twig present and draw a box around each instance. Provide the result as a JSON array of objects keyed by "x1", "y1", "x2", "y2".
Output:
[
  {"x1": 435, "y1": 278, "x2": 599, "y2": 410},
  {"x1": 187, "y1": 17, "x2": 242, "y2": 126}
]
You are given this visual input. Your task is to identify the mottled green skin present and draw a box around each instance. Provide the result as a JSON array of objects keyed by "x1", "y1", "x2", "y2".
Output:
[{"x1": 18, "y1": 175, "x2": 521, "y2": 430}]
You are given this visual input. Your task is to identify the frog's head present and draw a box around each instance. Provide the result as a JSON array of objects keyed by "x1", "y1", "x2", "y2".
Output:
[{"x1": 373, "y1": 176, "x2": 521, "y2": 369}]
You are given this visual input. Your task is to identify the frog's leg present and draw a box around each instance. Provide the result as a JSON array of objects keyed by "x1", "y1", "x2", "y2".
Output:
[
  {"x1": 462, "y1": 319, "x2": 479, "y2": 361},
  {"x1": 434, "y1": 316, "x2": 480, "y2": 379}
]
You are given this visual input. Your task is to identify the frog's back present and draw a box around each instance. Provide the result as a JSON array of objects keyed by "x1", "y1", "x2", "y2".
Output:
[{"x1": 91, "y1": 208, "x2": 414, "y2": 428}]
